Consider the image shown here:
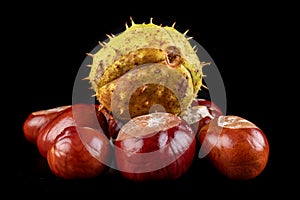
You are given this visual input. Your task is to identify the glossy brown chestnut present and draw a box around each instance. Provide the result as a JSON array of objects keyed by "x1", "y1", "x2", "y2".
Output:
[
  {"x1": 47, "y1": 126, "x2": 112, "y2": 179},
  {"x1": 182, "y1": 98, "x2": 223, "y2": 134},
  {"x1": 100, "y1": 107, "x2": 124, "y2": 140},
  {"x1": 36, "y1": 104, "x2": 108, "y2": 157},
  {"x1": 192, "y1": 98, "x2": 222, "y2": 114},
  {"x1": 114, "y1": 112, "x2": 196, "y2": 181},
  {"x1": 197, "y1": 115, "x2": 269, "y2": 180},
  {"x1": 192, "y1": 98, "x2": 223, "y2": 133},
  {"x1": 23, "y1": 105, "x2": 71, "y2": 144},
  {"x1": 192, "y1": 99, "x2": 223, "y2": 117}
]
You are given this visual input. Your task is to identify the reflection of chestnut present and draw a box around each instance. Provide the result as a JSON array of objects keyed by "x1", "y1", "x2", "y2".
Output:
[
  {"x1": 23, "y1": 105, "x2": 71, "y2": 144},
  {"x1": 114, "y1": 112, "x2": 196, "y2": 181},
  {"x1": 47, "y1": 126, "x2": 112, "y2": 179},
  {"x1": 36, "y1": 104, "x2": 108, "y2": 157},
  {"x1": 197, "y1": 115, "x2": 269, "y2": 180}
]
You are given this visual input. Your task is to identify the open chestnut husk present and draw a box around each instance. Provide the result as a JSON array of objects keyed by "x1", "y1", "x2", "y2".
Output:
[
  {"x1": 197, "y1": 115, "x2": 269, "y2": 180},
  {"x1": 114, "y1": 112, "x2": 196, "y2": 182}
]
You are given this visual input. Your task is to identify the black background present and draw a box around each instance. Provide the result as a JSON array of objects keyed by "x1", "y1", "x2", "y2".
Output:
[{"x1": 5, "y1": 2, "x2": 293, "y2": 199}]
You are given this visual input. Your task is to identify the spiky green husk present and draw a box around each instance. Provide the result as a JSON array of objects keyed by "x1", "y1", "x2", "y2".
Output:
[{"x1": 88, "y1": 19, "x2": 203, "y2": 121}]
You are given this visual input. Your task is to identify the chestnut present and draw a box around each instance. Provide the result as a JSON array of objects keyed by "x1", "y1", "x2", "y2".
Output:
[
  {"x1": 114, "y1": 112, "x2": 196, "y2": 181},
  {"x1": 191, "y1": 98, "x2": 223, "y2": 118},
  {"x1": 47, "y1": 126, "x2": 112, "y2": 179},
  {"x1": 99, "y1": 106, "x2": 124, "y2": 140},
  {"x1": 182, "y1": 98, "x2": 223, "y2": 134},
  {"x1": 197, "y1": 115, "x2": 269, "y2": 180},
  {"x1": 23, "y1": 105, "x2": 71, "y2": 144},
  {"x1": 36, "y1": 104, "x2": 108, "y2": 157}
]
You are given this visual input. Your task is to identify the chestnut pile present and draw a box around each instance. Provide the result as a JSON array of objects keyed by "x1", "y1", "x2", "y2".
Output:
[
  {"x1": 23, "y1": 18, "x2": 269, "y2": 181},
  {"x1": 23, "y1": 98, "x2": 269, "y2": 181}
]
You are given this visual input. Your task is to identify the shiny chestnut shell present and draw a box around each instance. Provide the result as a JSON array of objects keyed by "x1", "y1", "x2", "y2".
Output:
[
  {"x1": 36, "y1": 104, "x2": 108, "y2": 157},
  {"x1": 197, "y1": 115, "x2": 269, "y2": 180},
  {"x1": 114, "y1": 112, "x2": 196, "y2": 181},
  {"x1": 47, "y1": 126, "x2": 112, "y2": 179},
  {"x1": 23, "y1": 105, "x2": 71, "y2": 144},
  {"x1": 100, "y1": 106, "x2": 123, "y2": 140},
  {"x1": 191, "y1": 98, "x2": 223, "y2": 133}
]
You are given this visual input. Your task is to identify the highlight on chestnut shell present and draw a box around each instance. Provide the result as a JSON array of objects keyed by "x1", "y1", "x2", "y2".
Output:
[
  {"x1": 114, "y1": 112, "x2": 196, "y2": 181},
  {"x1": 35, "y1": 104, "x2": 108, "y2": 158},
  {"x1": 47, "y1": 126, "x2": 112, "y2": 179},
  {"x1": 197, "y1": 115, "x2": 269, "y2": 180},
  {"x1": 23, "y1": 105, "x2": 71, "y2": 144}
]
